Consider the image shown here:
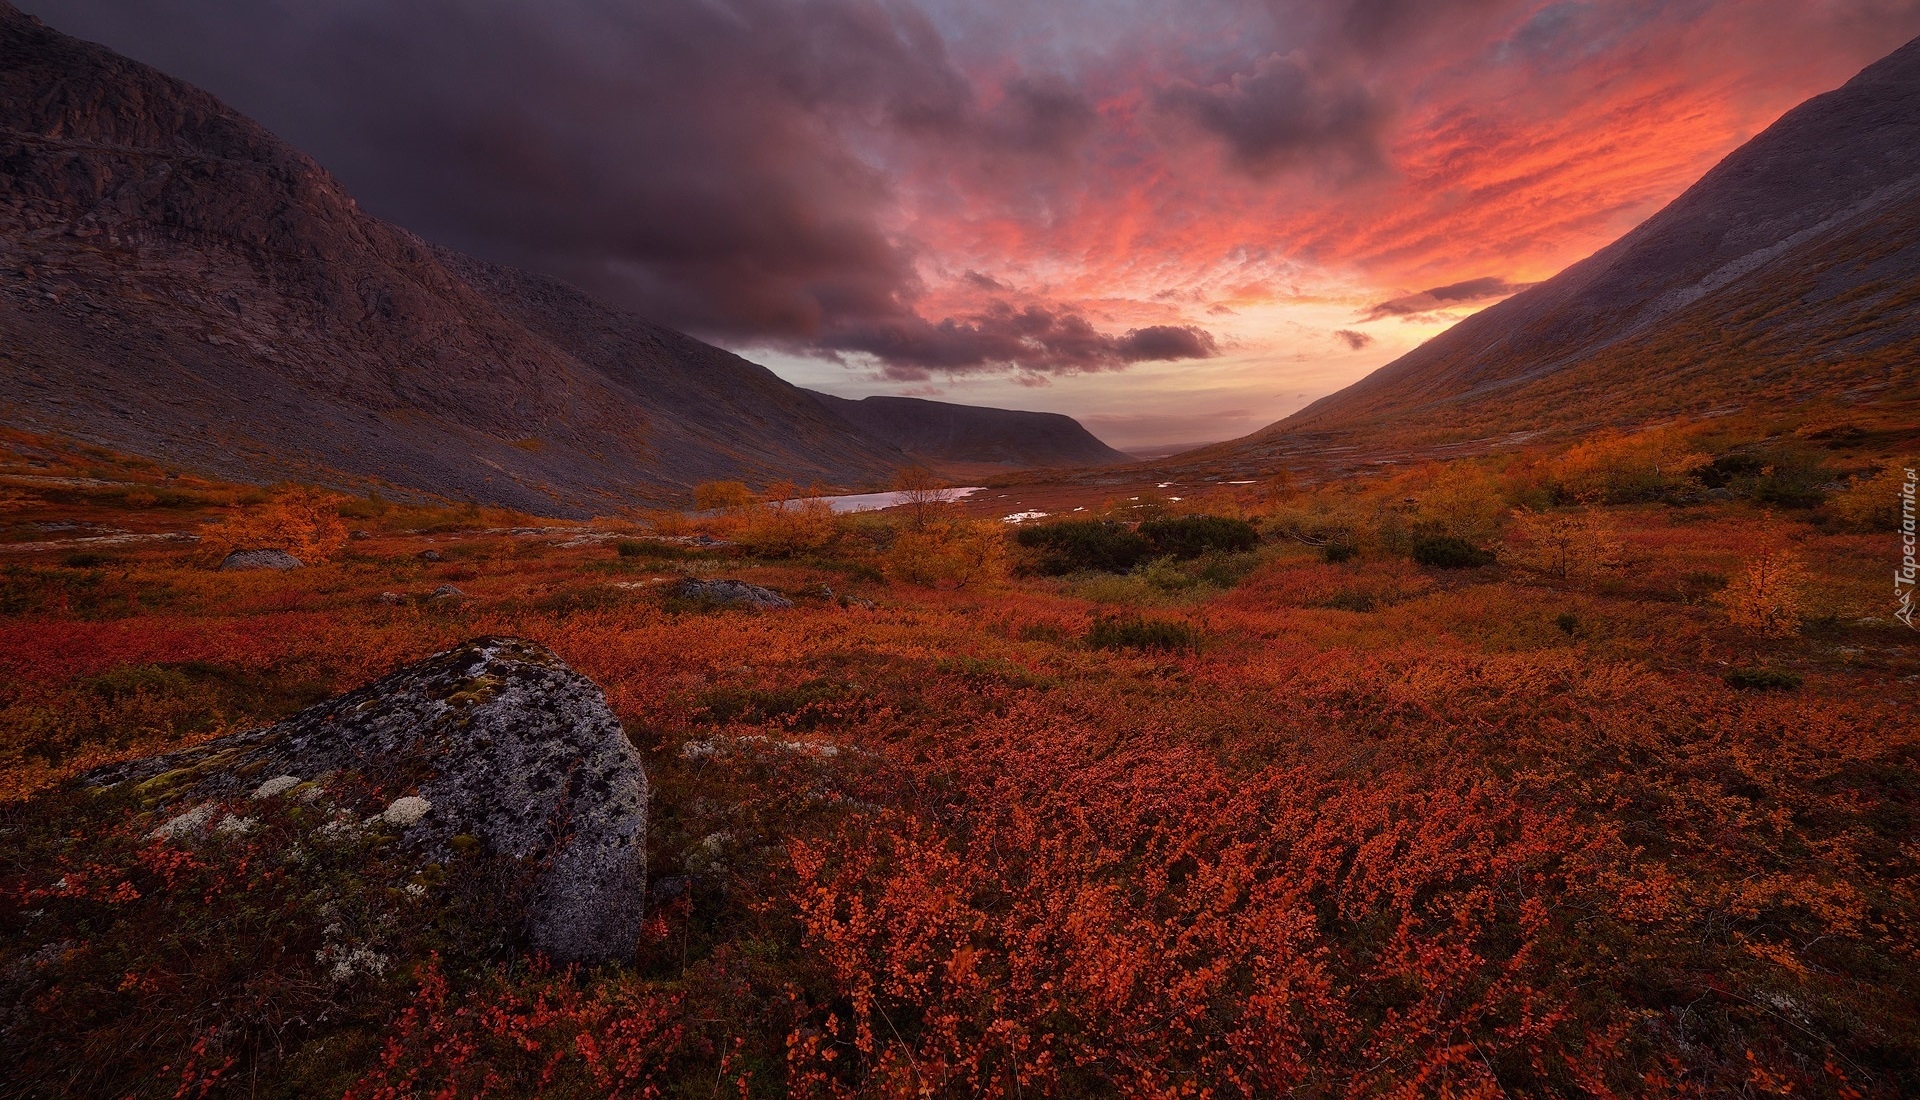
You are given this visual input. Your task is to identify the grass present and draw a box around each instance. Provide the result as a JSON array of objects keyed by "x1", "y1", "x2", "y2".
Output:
[{"x1": 1083, "y1": 612, "x2": 1202, "y2": 652}]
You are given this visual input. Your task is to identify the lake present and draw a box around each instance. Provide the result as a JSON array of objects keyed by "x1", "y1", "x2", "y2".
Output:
[{"x1": 779, "y1": 486, "x2": 987, "y2": 514}]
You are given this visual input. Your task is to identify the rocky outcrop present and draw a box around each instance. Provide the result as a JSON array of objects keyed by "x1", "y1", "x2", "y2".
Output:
[
  {"x1": 671, "y1": 578, "x2": 794, "y2": 610},
  {"x1": 0, "y1": 3, "x2": 900, "y2": 513},
  {"x1": 82, "y1": 637, "x2": 648, "y2": 963},
  {"x1": 217, "y1": 548, "x2": 301, "y2": 571}
]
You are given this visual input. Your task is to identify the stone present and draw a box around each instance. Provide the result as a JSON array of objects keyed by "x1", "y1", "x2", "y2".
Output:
[
  {"x1": 671, "y1": 578, "x2": 793, "y2": 610},
  {"x1": 83, "y1": 637, "x2": 649, "y2": 963},
  {"x1": 417, "y1": 549, "x2": 444, "y2": 562},
  {"x1": 429, "y1": 584, "x2": 464, "y2": 600},
  {"x1": 349, "y1": 529, "x2": 372, "y2": 540},
  {"x1": 218, "y1": 548, "x2": 302, "y2": 571}
]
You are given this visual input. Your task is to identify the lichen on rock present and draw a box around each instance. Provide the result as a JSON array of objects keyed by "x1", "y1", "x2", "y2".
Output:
[
  {"x1": 84, "y1": 637, "x2": 649, "y2": 963},
  {"x1": 671, "y1": 578, "x2": 793, "y2": 610}
]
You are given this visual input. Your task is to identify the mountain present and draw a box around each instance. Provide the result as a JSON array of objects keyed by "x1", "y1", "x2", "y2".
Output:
[
  {"x1": 0, "y1": 2, "x2": 904, "y2": 515},
  {"x1": 807, "y1": 392, "x2": 1129, "y2": 469},
  {"x1": 1200, "y1": 34, "x2": 1920, "y2": 471}
]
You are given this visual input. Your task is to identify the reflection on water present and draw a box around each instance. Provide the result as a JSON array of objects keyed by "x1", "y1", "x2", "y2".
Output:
[{"x1": 777, "y1": 486, "x2": 987, "y2": 514}]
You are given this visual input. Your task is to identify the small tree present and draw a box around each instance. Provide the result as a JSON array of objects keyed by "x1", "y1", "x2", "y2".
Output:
[
  {"x1": 734, "y1": 482, "x2": 838, "y2": 558},
  {"x1": 1720, "y1": 549, "x2": 1808, "y2": 639},
  {"x1": 1500, "y1": 507, "x2": 1623, "y2": 581},
  {"x1": 1419, "y1": 463, "x2": 1508, "y2": 543},
  {"x1": 891, "y1": 465, "x2": 949, "y2": 530}
]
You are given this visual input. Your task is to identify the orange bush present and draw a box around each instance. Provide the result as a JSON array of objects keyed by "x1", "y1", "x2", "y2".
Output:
[
  {"x1": 693, "y1": 480, "x2": 758, "y2": 512},
  {"x1": 1547, "y1": 425, "x2": 1710, "y2": 503},
  {"x1": 1501, "y1": 506, "x2": 1624, "y2": 580},
  {"x1": 734, "y1": 487, "x2": 840, "y2": 557},
  {"x1": 884, "y1": 520, "x2": 1009, "y2": 588},
  {"x1": 1720, "y1": 549, "x2": 1808, "y2": 638},
  {"x1": 203, "y1": 485, "x2": 350, "y2": 562}
]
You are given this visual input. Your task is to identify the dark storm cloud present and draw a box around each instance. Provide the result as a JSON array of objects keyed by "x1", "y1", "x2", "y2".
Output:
[
  {"x1": 1156, "y1": 52, "x2": 1390, "y2": 175},
  {"x1": 1333, "y1": 0, "x2": 1523, "y2": 54},
  {"x1": 1116, "y1": 325, "x2": 1220, "y2": 361},
  {"x1": 988, "y1": 73, "x2": 1101, "y2": 155},
  {"x1": 1359, "y1": 275, "x2": 1534, "y2": 321},
  {"x1": 29, "y1": 0, "x2": 1212, "y2": 376},
  {"x1": 1333, "y1": 328, "x2": 1373, "y2": 349},
  {"x1": 820, "y1": 305, "x2": 1218, "y2": 379},
  {"x1": 27, "y1": 0, "x2": 968, "y2": 339}
]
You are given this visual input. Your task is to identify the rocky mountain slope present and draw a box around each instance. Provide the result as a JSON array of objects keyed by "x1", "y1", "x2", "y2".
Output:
[
  {"x1": 0, "y1": 2, "x2": 904, "y2": 515},
  {"x1": 1196, "y1": 33, "x2": 1920, "y2": 472},
  {"x1": 808, "y1": 391, "x2": 1129, "y2": 469}
]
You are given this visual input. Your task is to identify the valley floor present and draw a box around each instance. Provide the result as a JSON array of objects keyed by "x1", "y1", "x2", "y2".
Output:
[{"x1": 2, "y1": 423, "x2": 1917, "y2": 1098}]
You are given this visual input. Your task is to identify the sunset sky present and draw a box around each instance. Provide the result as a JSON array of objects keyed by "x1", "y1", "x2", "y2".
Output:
[{"x1": 32, "y1": 0, "x2": 1920, "y2": 448}]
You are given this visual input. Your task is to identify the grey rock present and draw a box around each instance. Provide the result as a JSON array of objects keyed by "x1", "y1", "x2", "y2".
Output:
[
  {"x1": 418, "y1": 549, "x2": 444, "y2": 562},
  {"x1": 218, "y1": 548, "x2": 302, "y2": 571},
  {"x1": 671, "y1": 578, "x2": 793, "y2": 610},
  {"x1": 81, "y1": 637, "x2": 648, "y2": 963},
  {"x1": 350, "y1": 529, "x2": 372, "y2": 540},
  {"x1": 429, "y1": 584, "x2": 464, "y2": 600}
]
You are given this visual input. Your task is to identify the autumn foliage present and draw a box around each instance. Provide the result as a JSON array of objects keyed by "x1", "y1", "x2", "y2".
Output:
[
  {"x1": 2, "y1": 421, "x2": 1918, "y2": 1098},
  {"x1": 204, "y1": 485, "x2": 350, "y2": 562}
]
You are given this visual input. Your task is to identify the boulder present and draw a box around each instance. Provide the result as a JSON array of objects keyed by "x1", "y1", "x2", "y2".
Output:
[
  {"x1": 217, "y1": 548, "x2": 302, "y2": 571},
  {"x1": 671, "y1": 578, "x2": 794, "y2": 610},
  {"x1": 429, "y1": 584, "x2": 464, "y2": 600},
  {"x1": 81, "y1": 637, "x2": 648, "y2": 963}
]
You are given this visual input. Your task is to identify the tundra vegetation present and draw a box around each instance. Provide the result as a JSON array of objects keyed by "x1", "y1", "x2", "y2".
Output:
[{"x1": 0, "y1": 411, "x2": 1916, "y2": 1099}]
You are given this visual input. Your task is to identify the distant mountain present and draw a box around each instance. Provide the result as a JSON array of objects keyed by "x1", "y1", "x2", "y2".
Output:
[
  {"x1": 1201, "y1": 34, "x2": 1920, "y2": 471},
  {"x1": 807, "y1": 392, "x2": 1129, "y2": 469},
  {"x1": 0, "y1": 2, "x2": 901, "y2": 515}
]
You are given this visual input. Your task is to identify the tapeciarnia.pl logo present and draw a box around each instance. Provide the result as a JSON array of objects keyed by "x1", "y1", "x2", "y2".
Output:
[{"x1": 1898, "y1": 467, "x2": 1917, "y2": 630}]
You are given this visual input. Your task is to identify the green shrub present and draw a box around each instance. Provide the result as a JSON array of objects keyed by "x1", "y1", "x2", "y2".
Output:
[
  {"x1": 1137, "y1": 515, "x2": 1259, "y2": 559},
  {"x1": 1323, "y1": 543, "x2": 1355, "y2": 564},
  {"x1": 1015, "y1": 520, "x2": 1150, "y2": 575},
  {"x1": 1724, "y1": 667, "x2": 1802, "y2": 692},
  {"x1": 1321, "y1": 590, "x2": 1377, "y2": 613},
  {"x1": 1555, "y1": 612, "x2": 1580, "y2": 635},
  {"x1": 1697, "y1": 446, "x2": 1829, "y2": 508},
  {"x1": 1085, "y1": 613, "x2": 1201, "y2": 652},
  {"x1": 1191, "y1": 552, "x2": 1260, "y2": 588},
  {"x1": 1135, "y1": 555, "x2": 1199, "y2": 592},
  {"x1": 1411, "y1": 535, "x2": 1494, "y2": 569}
]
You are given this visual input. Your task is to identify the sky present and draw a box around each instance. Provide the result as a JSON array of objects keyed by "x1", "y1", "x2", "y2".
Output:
[{"x1": 30, "y1": 0, "x2": 1920, "y2": 449}]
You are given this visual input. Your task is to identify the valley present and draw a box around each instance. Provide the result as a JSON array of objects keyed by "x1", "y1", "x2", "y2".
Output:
[{"x1": 3, "y1": 2, "x2": 1919, "y2": 1097}]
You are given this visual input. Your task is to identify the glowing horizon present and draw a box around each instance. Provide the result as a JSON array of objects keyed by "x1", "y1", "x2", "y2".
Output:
[{"x1": 34, "y1": 0, "x2": 1920, "y2": 448}]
